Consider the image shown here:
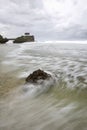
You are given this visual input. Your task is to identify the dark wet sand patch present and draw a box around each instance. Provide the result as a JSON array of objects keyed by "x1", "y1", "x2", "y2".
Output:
[{"x1": 0, "y1": 72, "x2": 25, "y2": 99}]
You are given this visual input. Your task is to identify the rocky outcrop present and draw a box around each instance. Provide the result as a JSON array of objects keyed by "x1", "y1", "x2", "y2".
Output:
[
  {"x1": 0, "y1": 33, "x2": 35, "y2": 43},
  {"x1": 13, "y1": 35, "x2": 35, "y2": 43},
  {"x1": 23, "y1": 69, "x2": 57, "y2": 94},
  {"x1": 0, "y1": 35, "x2": 8, "y2": 44},
  {"x1": 26, "y1": 69, "x2": 52, "y2": 84}
]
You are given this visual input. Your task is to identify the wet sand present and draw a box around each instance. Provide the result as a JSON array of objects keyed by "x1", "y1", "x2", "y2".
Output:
[{"x1": 0, "y1": 43, "x2": 25, "y2": 98}]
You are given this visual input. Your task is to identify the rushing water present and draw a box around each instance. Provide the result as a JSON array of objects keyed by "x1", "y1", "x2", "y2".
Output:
[{"x1": 0, "y1": 42, "x2": 87, "y2": 130}]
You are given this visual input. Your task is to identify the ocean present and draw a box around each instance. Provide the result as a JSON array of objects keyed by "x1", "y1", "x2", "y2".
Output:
[{"x1": 0, "y1": 42, "x2": 87, "y2": 130}]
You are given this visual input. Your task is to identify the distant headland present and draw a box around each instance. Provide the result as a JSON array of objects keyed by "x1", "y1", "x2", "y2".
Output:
[{"x1": 0, "y1": 33, "x2": 35, "y2": 44}]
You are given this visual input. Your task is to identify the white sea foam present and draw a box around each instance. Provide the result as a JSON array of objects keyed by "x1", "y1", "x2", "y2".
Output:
[
  {"x1": 0, "y1": 42, "x2": 87, "y2": 130},
  {"x1": 22, "y1": 72, "x2": 57, "y2": 97},
  {"x1": 1, "y1": 42, "x2": 87, "y2": 89}
]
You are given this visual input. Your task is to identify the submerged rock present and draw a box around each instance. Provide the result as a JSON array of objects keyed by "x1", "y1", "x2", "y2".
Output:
[
  {"x1": 23, "y1": 69, "x2": 57, "y2": 95},
  {"x1": 26, "y1": 69, "x2": 52, "y2": 84},
  {"x1": 77, "y1": 76, "x2": 86, "y2": 82}
]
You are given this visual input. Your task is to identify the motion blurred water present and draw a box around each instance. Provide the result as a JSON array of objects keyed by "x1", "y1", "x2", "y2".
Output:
[{"x1": 0, "y1": 42, "x2": 87, "y2": 130}]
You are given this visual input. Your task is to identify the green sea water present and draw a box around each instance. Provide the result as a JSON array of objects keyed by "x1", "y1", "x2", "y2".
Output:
[{"x1": 0, "y1": 42, "x2": 87, "y2": 130}]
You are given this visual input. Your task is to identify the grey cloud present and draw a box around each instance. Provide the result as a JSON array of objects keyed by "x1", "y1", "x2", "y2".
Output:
[
  {"x1": 0, "y1": 0, "x2": 87, "y2": 41},
  {"x1": 56, "y1": 24, "x2": 87, "y2": 40}
]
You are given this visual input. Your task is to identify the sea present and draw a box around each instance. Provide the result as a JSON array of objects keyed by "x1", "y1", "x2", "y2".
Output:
[{"x1": 0, "y1": 41, "x2": 87, "y2": 130}]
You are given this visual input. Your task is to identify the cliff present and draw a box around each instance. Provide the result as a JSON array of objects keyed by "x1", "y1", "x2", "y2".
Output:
[
  {"x1": 0, "y1": 33, "x2": 35, "y2": 44},
  {"x1": 13, "y1": 35, "x2": 35, "y2": 43}
]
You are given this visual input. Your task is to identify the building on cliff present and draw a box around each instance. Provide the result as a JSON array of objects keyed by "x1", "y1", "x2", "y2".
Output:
[
  {"x1": 0, "y1": 33, "x2": 35, "y2": 44},
  {"x1": 13, "y1": 33, "x2": 35, "y2": 43}
]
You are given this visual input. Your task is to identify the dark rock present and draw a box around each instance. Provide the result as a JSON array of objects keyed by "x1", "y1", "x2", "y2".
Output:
[
  {"x1": 26, "y1": 69, "x2": 52, "y2": 83},
  {"x1": 0, "y1": 38, "x2": 8, "y2": 44},
  {"x1": 0, "y1": 35, "x2": 8, "y2": 44}
]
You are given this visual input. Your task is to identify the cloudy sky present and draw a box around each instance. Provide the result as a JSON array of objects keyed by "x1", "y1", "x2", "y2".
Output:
[{"x1": 0, "y1": 0, "x2": 87, "y2": 41}]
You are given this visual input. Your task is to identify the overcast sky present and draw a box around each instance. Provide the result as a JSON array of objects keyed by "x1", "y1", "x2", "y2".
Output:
[{"x1": 0, "y1": 0, "x2": 87, "y2": 41}]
